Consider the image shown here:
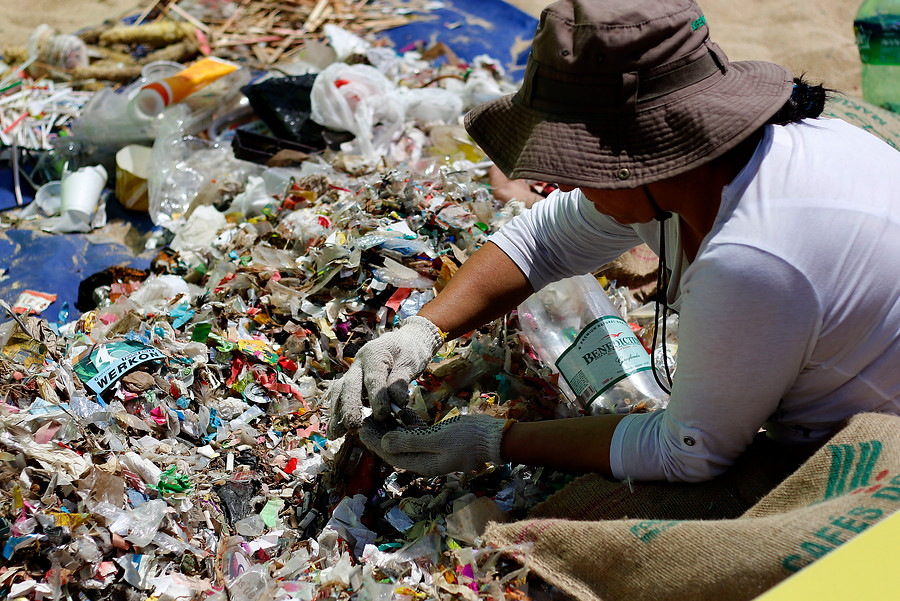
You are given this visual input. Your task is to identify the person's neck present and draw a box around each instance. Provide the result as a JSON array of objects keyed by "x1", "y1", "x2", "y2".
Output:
[{"x1": 651, "y1": 130, "x2": 763, "y2": 261}]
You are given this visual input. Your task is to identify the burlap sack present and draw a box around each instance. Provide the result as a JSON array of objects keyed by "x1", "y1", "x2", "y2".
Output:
[
  {"x1": 484, "y1": 412, "x2": 900, "y2": 601},
  {"x1": 598, "y1": 244, "x2": 659, "y2": 291},
  {"x1": 825, "y1": 95, "x2": 900, "y2": 150}
]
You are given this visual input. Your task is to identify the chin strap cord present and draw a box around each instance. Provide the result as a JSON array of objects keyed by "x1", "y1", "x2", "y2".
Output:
[{"x1": 644, "y1": 185, "x2": 674, "y2": 394}]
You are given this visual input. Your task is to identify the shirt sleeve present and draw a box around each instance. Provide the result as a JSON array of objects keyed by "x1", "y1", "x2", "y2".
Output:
[
  {"x1": 488, "y1": 189, "x2": 644, "y2": 291},
  {"x1": 610, "y1": 243, "x2": 821, "y2": 482}
]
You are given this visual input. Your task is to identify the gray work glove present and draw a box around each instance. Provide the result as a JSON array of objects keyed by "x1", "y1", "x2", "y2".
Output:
[
  {"x1": 326, "y1": 315, "x2": 444, "y2": 439},
  {"x1": 359, "y1": 414, "x2": 508, "y2": 476}
]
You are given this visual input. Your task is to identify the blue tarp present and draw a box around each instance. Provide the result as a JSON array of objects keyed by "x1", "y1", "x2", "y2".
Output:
[
  {"x1": 0, "y1": 225, "x2": 151, "y2": 323},
  {"x1": 0, "y1": 0, "x2": 537, "y2": 324},
  {"x1": 383, "y1": 0, "x2": 536, "y2": 79}
]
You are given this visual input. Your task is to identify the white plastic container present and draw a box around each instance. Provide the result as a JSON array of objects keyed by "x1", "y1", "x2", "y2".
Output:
[{"x1": 518, "y1": 274, "x2": 669, "y2": 414}]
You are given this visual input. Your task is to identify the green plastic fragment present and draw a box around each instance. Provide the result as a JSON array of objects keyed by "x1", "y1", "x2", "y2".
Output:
[
  {"x1": 208, "y1": 333, "x2": 236, "y2": 352},
  {"x1": 156, "y1": 465, "x2": 192, "y2": 494},
  {"x1": 260, "y1": 498, "x2": 285, "y2": 527},
  {"x1": 191, "y1": 322, "x2": 212, "y2": 342}
]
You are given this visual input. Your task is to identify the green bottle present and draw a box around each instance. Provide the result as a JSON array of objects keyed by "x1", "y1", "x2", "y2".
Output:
[{"x1": 855, "y1": 0, "x2": 900, "y2": 112}]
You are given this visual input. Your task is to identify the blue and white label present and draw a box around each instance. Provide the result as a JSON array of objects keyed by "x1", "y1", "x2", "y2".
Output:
[{"x1": 86, "y1": 348, "x2": 166, "y2": 394}]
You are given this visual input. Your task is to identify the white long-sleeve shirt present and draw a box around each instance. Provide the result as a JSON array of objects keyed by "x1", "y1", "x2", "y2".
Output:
[{"x1": 490, "y1": 118, "x2": 900, "y2": 482}]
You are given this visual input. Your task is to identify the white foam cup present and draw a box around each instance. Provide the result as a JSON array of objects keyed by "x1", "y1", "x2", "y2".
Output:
[{"x1": 60, "y1": 165, "x2": 108, "y2": 219}]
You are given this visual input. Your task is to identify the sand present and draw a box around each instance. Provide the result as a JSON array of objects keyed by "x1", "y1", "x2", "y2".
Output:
[
  {"x1": 0, "y1": 0, "x2": 142, "y2": 50},
  {"x1": 0, "y1": 0, "x2": 864, "y2": 96},
  {"x1": 511, "y1": 0, "x2": 863, "y2": 96}
]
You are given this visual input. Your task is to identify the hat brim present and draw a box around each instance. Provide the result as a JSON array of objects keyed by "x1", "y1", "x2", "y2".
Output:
[{"x1": 464, "y1": 60, "x2": 793, "y2": 189}]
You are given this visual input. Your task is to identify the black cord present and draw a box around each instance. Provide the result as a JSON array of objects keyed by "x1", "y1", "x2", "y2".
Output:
[{"x1": 643, "y1": 186, "x2": 674, "y2": 394}]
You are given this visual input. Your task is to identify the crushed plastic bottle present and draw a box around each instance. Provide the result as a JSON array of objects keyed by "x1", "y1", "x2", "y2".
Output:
[{"x1": 518, "y1": 274, "x2": 669, "y2": 414}]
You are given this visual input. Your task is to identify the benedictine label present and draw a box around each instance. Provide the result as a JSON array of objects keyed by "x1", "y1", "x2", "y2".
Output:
[{"x1": 555, "y1": 315, "x2": 653, "y2": 407}]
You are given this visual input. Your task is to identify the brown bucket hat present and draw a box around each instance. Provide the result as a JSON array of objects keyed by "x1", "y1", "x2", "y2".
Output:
[{"x1": 464, "y1": 0, "x2": 794, "y2": 189}]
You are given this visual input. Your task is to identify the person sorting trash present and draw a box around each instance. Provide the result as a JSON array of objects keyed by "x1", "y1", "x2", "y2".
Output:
[{"x1": 326, "y1": 0, "x2": 900, "y2": 483}]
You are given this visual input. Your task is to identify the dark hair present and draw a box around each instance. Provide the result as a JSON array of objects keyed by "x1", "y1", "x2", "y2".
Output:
[{"x1": 766, "y1": 76, "x2": 832, "y2": 125}]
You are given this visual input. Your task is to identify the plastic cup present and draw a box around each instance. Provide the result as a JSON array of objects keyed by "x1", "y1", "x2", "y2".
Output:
[
  {"x1": 60, "y1": 165, "x2": 108, "y2": 219},
  {"x1": 34, "y1": 181, "x2": 62, "y2": 214},
  {"x1": 140, "y1": 60, "x2": 184, "y2": 82},
  {"x1": 115, "y1": 144, "x2": 152, "y2": 212}
]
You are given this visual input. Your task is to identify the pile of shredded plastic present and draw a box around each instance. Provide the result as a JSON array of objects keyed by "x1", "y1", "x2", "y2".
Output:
[
  {"x1": 0, "y1": 15, "x2": 636, "y2": 600},
  {"x1": 0, "y1": 166, "x2": 564, "y2": 600}
]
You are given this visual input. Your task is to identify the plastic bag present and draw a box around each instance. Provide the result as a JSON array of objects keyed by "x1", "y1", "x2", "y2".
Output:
[
  {"x1": 323, "y1": 23, "x2": 371, "y2": 61},
  {"x1": 226, "y1": 564, "x2": 274, "y2": 600},
  {"x1": 120, "y1": 451, "x2": 163, "y2": 486},
  {"x1": 461, "y1": 55, "x2": 518, "y2": 109},
  {"x1": 230, "y1": 175, "x2": 276, "y2": 218},
  {"x1": 148, "y1": 108, "x2": 260, "y2": 229},
  {"x1": 240, "y1": 75, "x2": 325, "y2": 148},
  {"x1": 170, "y1": 205, "x2": 228, "y2": 251},
  {"x1": 401, "y1": 87, "x2": 464, "y2": 126},
  {"x1": 278, "y1": 208, "x2": 333, "y2": 247},
  {"x1": 372, "y1": 257, "x2": 434, "y2": 289},
  {"x1": 310, "y1": 63, "x2": 405, "y2": 161}
]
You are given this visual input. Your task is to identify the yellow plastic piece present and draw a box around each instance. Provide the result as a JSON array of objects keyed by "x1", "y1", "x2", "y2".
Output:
[{"x1": 755, "y1": 509, "x2": 900, "y2": 600}]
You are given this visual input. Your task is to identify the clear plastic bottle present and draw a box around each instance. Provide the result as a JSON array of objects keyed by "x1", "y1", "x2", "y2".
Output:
[
  {"x1": 26, "y1": 24, "x2": 88, "y2": 72},
  {"x1": 518, "y1": 274, "x2": 669, "y2": 414},
  {"x1": 855, "y1": 0, "x2": 900, "y2": 112}
]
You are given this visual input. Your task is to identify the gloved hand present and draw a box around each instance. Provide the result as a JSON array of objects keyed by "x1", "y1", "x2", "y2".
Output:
[
  {"x1": 359, "y1": 414, "x2": 508, "y2": 476},
  {"x1": 326, "y1": 315, "x2": 444, "y2": 439}
]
